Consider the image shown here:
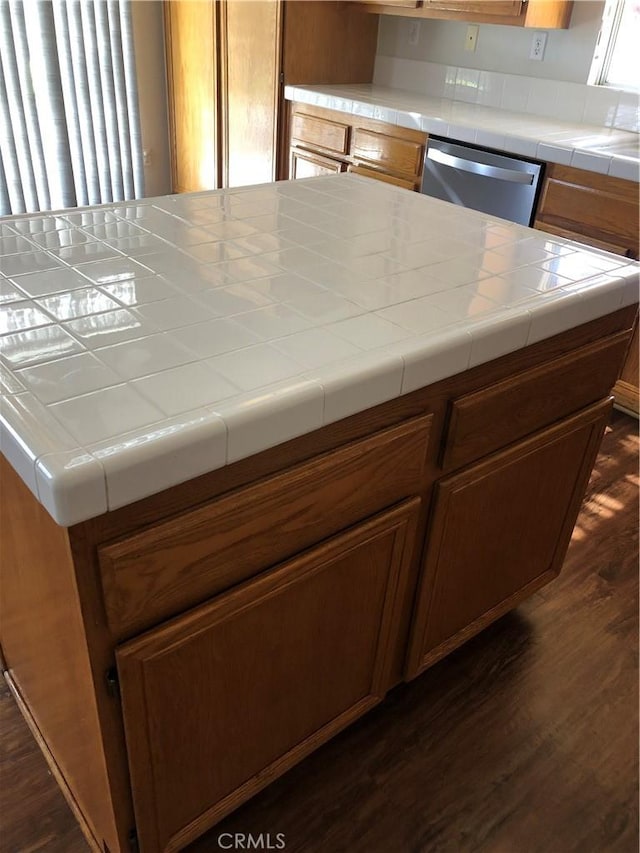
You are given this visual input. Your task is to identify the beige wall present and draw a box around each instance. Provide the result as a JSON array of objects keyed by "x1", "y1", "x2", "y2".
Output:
[
  {"x1": 376, "y1": 0, "x2": 605, "y2": 84},
  {"x1": 132, "y1": 0, "x2": 172, "y2": 197}
]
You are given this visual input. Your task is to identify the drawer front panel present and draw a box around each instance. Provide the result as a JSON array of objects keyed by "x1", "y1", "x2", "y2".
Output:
[
  {"x1": 290, "y1": 148, "x2": 345, "y2": 179},
  {"x1": 443, "y1": 331, "x2": 630, "y2": 471},
  {"x1": 290, "y1": 112, "x2": 350, "y2": 156},
  {"x1": 348, "y1": 163, "x2": 417, "y2": 191},
  {"x1": 533, "y1": 219, "x2": 635, "y2": 258},
  {"x1": 536, "y1": 164, "x2": 639, "y2": 252},
  {"x1": 99, "y1": 415, "x2": 432, "y2": 637},
  {"x1": 425, "y1": 0, "x2": 522, "y2": 14},
  {"x1": 351, "y1": 128, "x2": 423, "y2": 177}
]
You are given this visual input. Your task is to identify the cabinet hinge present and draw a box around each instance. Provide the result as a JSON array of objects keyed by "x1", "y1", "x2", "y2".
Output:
[
  {"x1": 105, "y1": 667, "x2": 120, "y2": 699},
  {"x1": 279, "y1": 71, "x2": 284, "y2": 84},
  {"x1": 128, "y1": 829, "x2": 139, "y2": 853}
]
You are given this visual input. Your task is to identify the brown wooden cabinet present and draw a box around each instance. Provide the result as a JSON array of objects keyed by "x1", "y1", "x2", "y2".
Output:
[
  {"x1": 534, "y1": 163, "x2": 639, "y2": 416},
  {"x1": 117, "y1": 500, "x2": 419, "y2": 851},
  {"x1": 406, "y1": 398, "x2": 611, "y2": 678},
  {"x1": 287, "y1": 102, "x2": 427, "y2": 190},
  {"x1": 164, "y1": 1, "x2": 379, "y2": 192},
  {"x1": 354, "y1": 0, "x2": 573, "y2": 28},
  {"x1": 1, "y1": 304, "x2": 636, "y2": 852}
]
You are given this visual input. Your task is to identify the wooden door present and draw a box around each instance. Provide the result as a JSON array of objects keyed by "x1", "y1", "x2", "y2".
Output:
[
  {"x1": 405, "y1": 399, "x2": 612, "y2": 679},
  {"x1": 164, "y1": 1, "x2": 219, "y2": 193},
  {"x1": 290, "y1": 148, "x2": 346, "y2": 179},
  {"x1": 117, "y1": 499, "x2": 419, "y2": 852},
  {"x1": 220, "y1": 0, "x2": 282, "y2": 187}
]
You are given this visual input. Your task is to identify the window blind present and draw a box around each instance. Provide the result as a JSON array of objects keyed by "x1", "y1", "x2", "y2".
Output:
[{"x1": 0, "y1": 0, "x2": 144, "y2": 217}]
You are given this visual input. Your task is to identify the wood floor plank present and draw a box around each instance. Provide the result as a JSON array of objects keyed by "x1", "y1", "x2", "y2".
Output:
[
  {"x1": 0, "y1": 680, "x2": 88, "y2": 853},
  {"x1": 1, "y1": 411, "x2": 637, "y2": 853}
]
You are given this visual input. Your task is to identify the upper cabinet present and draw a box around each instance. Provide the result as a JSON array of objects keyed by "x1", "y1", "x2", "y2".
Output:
[
  {"x1": 164, "y1": 1, "x2": 379, "y2": 194},
  {"x1": 353, "y1": 0, "x2": 573, "y2": 28}
]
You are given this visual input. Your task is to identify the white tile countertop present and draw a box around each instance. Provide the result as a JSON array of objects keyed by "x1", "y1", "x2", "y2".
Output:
[
  {"x1": 1, "y1": 173, "x2": 638, "y2": 526},
  {"x1": 285, "y1": 83, "x2": 640, "y2": 182}
]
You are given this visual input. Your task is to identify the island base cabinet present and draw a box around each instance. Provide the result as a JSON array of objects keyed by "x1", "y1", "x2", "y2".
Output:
[
  {"x1": 405, "y1": 399, "x2": 612, "y2": 679},
  {"x1": 116, "y1": 499, "x2": 420, "y2": 853}
]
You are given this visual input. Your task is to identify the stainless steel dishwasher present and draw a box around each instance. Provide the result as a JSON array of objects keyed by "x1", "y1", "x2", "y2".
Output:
[{"x1": 420, "y1": 137, "x2": 544, "y2": 226}]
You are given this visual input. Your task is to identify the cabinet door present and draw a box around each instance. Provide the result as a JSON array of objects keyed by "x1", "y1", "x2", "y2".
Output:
[
  {"x1": 117, "y1": 499, "x2": 420, "y2": 852},
  {"x1": 164, "y1": 1, "x2": 218, "y2": 192},
  {"x1": 221, "y1": 0, "x2": 281, "y2": 187},
  {"x1": 290, "y1": 148, "x2": 346, "y2": 179},
  {"x1": 406, "y1": 399, "x2": 612, "y2": 679}
]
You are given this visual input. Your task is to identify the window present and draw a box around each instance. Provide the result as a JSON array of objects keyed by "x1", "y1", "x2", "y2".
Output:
[
  {"x1": 589, "y1": 0, "x2": 640, "y2": 90},
  {"x1": 0, "y1": 0, "x2": 144, "y2": 217}
]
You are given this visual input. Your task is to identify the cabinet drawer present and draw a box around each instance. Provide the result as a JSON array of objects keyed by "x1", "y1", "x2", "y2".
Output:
[
  {"x1": 442, "y1": 331, "x2": 631, "y2": 471},
  {"x1": 290, "y1": 112, "x2": 350, "y2": 156},
  {"x1": 99, "y1": 415, "x2": 432, "y2": 637},
  {"x1": 533, "y1": 219, "x2": 635, "y2": 258},
  {"x1": 364, "y1": 0, "x2": 420, "y2": 6},
  {"x1": 348, "y1": 163, "x2": 417, "y2": 191},
  {"x1": 535, "y1": 164, "x2": 639, "y2": 254},
  {"x1": 290, "y1": 148, "x2": 345, "y2": 179},
  {"x1": 424, "y1": 0, "x2": 522, "y2": 14},
  {"x1": 351, "y1": 127, "x2": 423, "y2": 177}
]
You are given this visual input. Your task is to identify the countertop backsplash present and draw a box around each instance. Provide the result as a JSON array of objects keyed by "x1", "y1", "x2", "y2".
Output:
[{"x1": 373, "y1": 56, "x2": 639, "y2": 134}]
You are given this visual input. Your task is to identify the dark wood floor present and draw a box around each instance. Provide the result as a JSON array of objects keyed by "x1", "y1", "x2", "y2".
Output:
[{"x1": 1, "y1": 411, "x2": 638, "y2": 853}]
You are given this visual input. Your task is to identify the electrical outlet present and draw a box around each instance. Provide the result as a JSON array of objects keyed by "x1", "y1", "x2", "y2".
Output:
[
  {"x1": 465, "y1": 25, "x2": 478, "y2": 53},
  {"x1": 408, "y1": 20, "x2": 420, "y2": 46},
  {"x1": 530, "y1": 31, "x2": 547, "y2": 61}
]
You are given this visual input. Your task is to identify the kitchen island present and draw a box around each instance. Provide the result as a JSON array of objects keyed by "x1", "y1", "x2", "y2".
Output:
[{"x1": 1, "y1": 174, "x2": 638, "y2": 852}]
